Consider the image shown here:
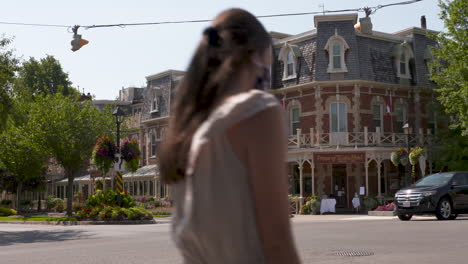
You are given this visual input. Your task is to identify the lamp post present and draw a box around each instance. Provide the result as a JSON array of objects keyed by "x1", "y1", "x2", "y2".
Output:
[
  {"x1": 403, "y1": 122, "x2": 411, "y2": 186},
  {"x1": 113, "y1": 106, "x2": 125, "y2": 205}
]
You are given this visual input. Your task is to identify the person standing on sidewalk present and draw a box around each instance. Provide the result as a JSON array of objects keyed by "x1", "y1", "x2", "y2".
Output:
[{"x1": 159, "y1": 8, "x2": 300, "y2": 264}]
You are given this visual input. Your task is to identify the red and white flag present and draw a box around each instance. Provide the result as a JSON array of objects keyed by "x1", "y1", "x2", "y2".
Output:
[{"x1": 385, "y1": 95, "x2": 392, "y2": 117}]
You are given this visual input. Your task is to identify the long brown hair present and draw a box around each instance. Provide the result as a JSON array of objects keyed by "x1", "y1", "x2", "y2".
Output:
[{"x1": 159, "y1": 9, "x2": 271, "y2": 183}]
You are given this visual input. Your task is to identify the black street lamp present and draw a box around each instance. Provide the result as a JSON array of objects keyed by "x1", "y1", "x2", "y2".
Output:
[
  {"x1": 113, "y1": 106, "x2": 125, "y2": 150},
  {"x1": 113, "y1": 106, "x2": 125, "y2": 205},
  {"x1": 403, "y1": 122, "x2": 411, "y2": 186}
]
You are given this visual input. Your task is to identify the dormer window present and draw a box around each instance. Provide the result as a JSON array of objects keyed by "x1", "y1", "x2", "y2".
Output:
[
  {"x1": 394, "y1": 41, "x2": 414, "y2": 79},
  {"x1": 278, "y1": 43, "x2": 301, "y2": 81},
  {"x1": 286, "y1": 51, "x2": 295, "y2": 77},
  {"x1": 400, "y1": 53, "x2": 407, "y2": 75},
  {"x1": 325, "y1": 29, "x2": 349, "y2": 73},
  {"x1": 151, "y1": 96, "x2": 159, "y2": 113}
]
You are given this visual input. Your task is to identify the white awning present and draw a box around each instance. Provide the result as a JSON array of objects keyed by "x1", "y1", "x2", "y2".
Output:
[
  {"x1": 57, "y1": 175, "x2": 111, "y2": 183},
  {"x1": 123, "y1": 164, "x2": 158, "y2": 178}
]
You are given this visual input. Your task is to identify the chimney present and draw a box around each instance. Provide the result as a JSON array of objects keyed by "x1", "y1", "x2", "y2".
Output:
[{"x1": 421, "y1": 15, "x2": 427, "y2": 29}]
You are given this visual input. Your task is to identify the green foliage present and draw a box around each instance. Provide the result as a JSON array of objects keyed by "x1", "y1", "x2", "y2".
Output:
[
  {"x1": 120, "y1": 138, "x2": 141, "y2": 173},
  {"x1": 85, "y1": 189, "x2": 135, "y2": 208},
  {"x1": 0, "y1": 35, "x2": 19, "y2": 131},
  {"x1": 0, "y1": 208, "x2": 17, "y2": 216},
  {"x1": 46, "y1": 196, "x2": 65, "y2": 212},
  {"x1": 92, "y1": 137, "x2": 117, "y2": 175},
  {"x1": 430, "y1": 0, "x2": 468, "y2": 134},
  {"x1": 363, "y1": 196, "x2": 379, "y2": 210},
  {"x1": 14, "y1": 55, "x2": 79, "y2": 100},
  {"x1": 433, "y1": 128, "x2": 468, "y2": 171},
  {"x1": 0, "y1": 200, "x2": 12, "y2": 206},
  {"x1": 27, "y1": 94, "x2": 117, "y2": 216},
  {"x1": 391, "y1": 148, "x2": 409, "y2": 167},
  {"x1": 0, "y1": 216, "x2": 76, "y2": 221}
]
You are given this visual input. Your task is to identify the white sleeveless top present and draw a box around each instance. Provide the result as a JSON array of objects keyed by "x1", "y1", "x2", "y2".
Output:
[{"x1": 171, "y1": 90, "x2": 280, "y2": 264}]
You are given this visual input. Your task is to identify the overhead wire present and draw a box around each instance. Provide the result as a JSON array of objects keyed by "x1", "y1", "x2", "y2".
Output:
[{"x1": 0, "y1": 0, "x2": 423, "y2": 31}]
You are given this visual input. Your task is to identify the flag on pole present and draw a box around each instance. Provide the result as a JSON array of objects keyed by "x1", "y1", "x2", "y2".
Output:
[{"x1": 385, "y1": 95, "x2": 392, "y2": 118}]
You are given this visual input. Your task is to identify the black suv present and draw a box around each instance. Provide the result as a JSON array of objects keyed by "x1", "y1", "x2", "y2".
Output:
[{"x1": 395, "y1": 171, "x2": 468, "y2": 221}]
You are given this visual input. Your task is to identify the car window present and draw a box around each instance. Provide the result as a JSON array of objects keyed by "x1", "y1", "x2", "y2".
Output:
[
  {"x1": 414, "y1": 172, "x2": 455, "y2": 186},
  {"x1": 452, "y1": 174, "x2": 468, "y2": 185}
]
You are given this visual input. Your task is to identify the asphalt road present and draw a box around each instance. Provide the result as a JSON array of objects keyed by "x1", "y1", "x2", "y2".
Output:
[{"x1": 1, "y1": 215, "x2": 468, "y2": 264}]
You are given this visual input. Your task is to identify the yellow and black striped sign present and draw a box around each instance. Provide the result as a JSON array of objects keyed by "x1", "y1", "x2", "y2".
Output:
[{"x1": 115, "y1": 171, "x2": 123, "y2": 193}]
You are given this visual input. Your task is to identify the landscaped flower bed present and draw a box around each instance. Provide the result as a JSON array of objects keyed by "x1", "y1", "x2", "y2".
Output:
[{"x1": 74, "y1": 189, "x2": 153, "y2": 221}]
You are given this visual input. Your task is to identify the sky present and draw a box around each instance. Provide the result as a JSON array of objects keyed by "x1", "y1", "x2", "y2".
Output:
[{"x1": 1, "y1": 0, "x2": 444, "y2": 100}]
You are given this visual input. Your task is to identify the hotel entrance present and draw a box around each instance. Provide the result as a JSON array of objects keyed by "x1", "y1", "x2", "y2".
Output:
[{"x1": 332, "y1": 164, "x2": 347, "y2": 208}]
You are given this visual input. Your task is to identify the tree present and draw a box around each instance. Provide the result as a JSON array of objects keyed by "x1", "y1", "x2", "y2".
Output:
[
  {"x1": 0, "y1": 36, "x2": 19, "y2": 131},
  {"x1": 15, "y1": 55, "x2": 80, "y2": 100},
  {"x1": 28, "y1": 94, "x2": 113, "y2": 216},
  {"x1": 0, "y1": 126, "x2": 47, "y2": 213},
  {"x1": 430, "y1": 0, "x2": 468, "y2": 135},
  {"x1": 433, "y1": 127, "x2": 468, "y2": 171}
]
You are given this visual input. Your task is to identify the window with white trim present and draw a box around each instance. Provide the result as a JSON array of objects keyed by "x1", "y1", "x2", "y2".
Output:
[
  {"x1": 278, "y1": 43, "x2": 301, "y2": 81},
  {"x1": 324, "y1": 30, "x2": 349, "y2": 73},
  {"x1": 290, "y1": 107, "x2": 300, "y2": 135},
  {"x1": 330, "y1": 103, "x2": 347, "y2": 132},
  {"x1": 394, "y1": 42, "x2": 414, "y2": 79},
  {"x1": 150, "y1": 132, "x2": 157, "y2": 157},
  {"x1": 151, "y1": 96, "x2": 159, "y2": 112},
  {"x1": 286, "y1": 51, "x2": 295, "y2": 77},
  {"x1": 372, "y1": 104, "x2": 383, "y2": 131}
]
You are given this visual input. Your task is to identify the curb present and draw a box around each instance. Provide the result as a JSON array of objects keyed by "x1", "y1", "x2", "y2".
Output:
[
  {"x1": 0, "y1": 219, "x2": 157, "y2": 225},
  {"x1": 368, "y1": 211, "x2": 396, "y2": 216}
]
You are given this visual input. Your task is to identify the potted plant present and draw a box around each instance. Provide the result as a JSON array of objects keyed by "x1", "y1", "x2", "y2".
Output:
[
  {"x1": 92, "y1": 137, "x2": 117, "y2": 175},
  {"x1": 391, "y1": 148, "x2": 409, "y2": 167},
  {"x1": 120, "y1": 138, "x2": 141, "y2": 173}
]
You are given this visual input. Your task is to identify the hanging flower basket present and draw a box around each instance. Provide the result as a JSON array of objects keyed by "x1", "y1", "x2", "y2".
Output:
[
  {"x1": 120, "y1": 139, "x2": 141, "y2": 173},
  {"x1": 390, "y1": 148, "x2": 408, "y2": 166},
  {"x1": 409, "y1": 146, "x2": 426, "y2": 165},
  {"x1": 93, "y1": 137, "x2": 117, "y2": 175}
]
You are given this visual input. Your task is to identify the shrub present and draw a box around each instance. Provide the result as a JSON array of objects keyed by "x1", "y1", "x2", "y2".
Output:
[
  {"x1": 86, "y1": 189, "x2": 135, "y2": 208},
  {"x1": 0, "y1": 200, "x2": 12, "y2": 206},
  {"x1": 363, "y1": 196, "x2": 379, "y2": 211},
  {"x1": 46, "y1": 197, "x2": 65, "y2": 212},
  {"x1": 111, "y1": 207, "x2": 125, "y2": 220},
  {"x1": 20, "y1": 200, "x2": 32, "y2": 206},
  {"x1": 122, "y1": 208, "x2": 136, "y2": 220},
  {"x1": 98, "y1": 206, "x2": 114, "y2": 220},
  {"x1": 0, "y1": 208, "x2": 17, "y2": 216}
]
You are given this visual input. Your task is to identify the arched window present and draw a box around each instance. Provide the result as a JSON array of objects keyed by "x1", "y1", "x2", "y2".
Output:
[
  {"x1": 393, "y1": 41, "x2": 414, "y2": 79},
  {"x1": 278, "y1": 43, "x2": 301, "y2": 80},
  {"x1": 324, "y1": 29, "x2": 349, "y2": 73}
]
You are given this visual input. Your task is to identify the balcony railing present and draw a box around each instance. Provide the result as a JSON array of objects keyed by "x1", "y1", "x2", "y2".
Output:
[{"x1": 288, "y1": 127, "x2": 433, "y2": 149}]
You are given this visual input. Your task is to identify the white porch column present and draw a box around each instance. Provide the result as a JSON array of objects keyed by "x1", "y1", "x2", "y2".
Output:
[
  {"x1": 377, "y1": 161, "x2": 382, "y2": 197},
  {"x1": 365, "y1": 162, "x2": 369, "y2": 197},
  {"x1": 311, "y1": 162, "x2": 315, "y2": 196},
  {"x1": 364, "y1": 126, "x2": 368, "y2": 146},
  {"x1": 298, "y1": 161, "x2": 304, "y2": 208},
  {"x1": 310, "y1": 128, "x2": 315, "y2": 147}
]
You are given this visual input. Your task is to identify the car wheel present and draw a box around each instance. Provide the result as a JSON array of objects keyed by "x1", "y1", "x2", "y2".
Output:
[
  {"x1": 436, "y1": 198, "x2": 452, "y2": 220},
  {"x1": 398, "y1": 214, "x2": 413, "y2": 221},
  {"x1": 449, "y1": 214, "x2": 458, "y2": 220}
]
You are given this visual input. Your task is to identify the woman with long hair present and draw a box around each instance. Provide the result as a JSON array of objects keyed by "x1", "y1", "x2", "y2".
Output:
[{"x1": 160, "y1": 8, "x2": 300, "y2": 264}]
